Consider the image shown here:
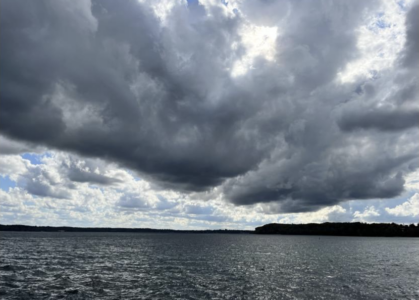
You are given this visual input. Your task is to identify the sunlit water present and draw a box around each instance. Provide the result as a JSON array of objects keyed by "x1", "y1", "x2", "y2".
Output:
[{"x1": 1, "y1": 232, "x2": 418, "y2": 299}]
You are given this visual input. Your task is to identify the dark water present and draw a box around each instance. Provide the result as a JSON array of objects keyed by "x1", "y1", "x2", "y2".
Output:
[{"x1": 1, "y1": 232, "x2": 418, "y2": 299}]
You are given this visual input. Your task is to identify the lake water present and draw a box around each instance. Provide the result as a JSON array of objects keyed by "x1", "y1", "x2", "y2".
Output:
[{"x1": 1, "y1": 232, "x2": 418, "y2": 299}]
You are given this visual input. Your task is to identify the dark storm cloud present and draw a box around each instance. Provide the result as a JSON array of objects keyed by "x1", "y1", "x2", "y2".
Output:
[{"x1": 0, "y1": 0, "x2": 418, "y2": 212}]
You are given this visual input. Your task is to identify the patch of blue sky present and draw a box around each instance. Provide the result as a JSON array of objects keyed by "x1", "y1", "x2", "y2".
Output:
[
  {"x1": 21, "y1": 152, "x2": 51, "y2": 165},
  {"x1": 24, "y1": 200, "x2": 36, "y2": 207},
  {"x1": 186, "y1": 0, "x2": 228, "y2": 6},
  {"x1": 0, "y1": 175, "x2": 16, "y2": 191},
  {"x1": 367, "y1": 13, "x2": 391, "y2": 33},
  {"x1": 87, "y1": 185, "x2": 104, "y2": 192},
  {"x1": 187, "y1": 0, "x2": 199, "y2": 6},
  {"x1": 397, "y1": 0, "x2": 407, "y2": 11},
  {"x1": 375, "y1": 19, "x2": 390, "y2": 29},
  {"x1": 125, "y1": 169, "x2": 141, "y2": 181}
]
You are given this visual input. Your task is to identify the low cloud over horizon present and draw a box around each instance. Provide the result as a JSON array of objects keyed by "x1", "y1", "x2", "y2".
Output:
[{"x1": 1, "y1": 0, "x2": 418, "y2": 228}]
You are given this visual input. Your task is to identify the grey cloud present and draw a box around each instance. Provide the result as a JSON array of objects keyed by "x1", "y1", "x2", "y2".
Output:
[
  {"x1": 18, "y1": 163, "x2": 72, "y2": 199},
  {"x1": 335, "y1": 2, "x2": 419, "y2": 134},
  {"x1": 338, "y1": 109, "x2": 419, "y2": 132},
  {"x1": 6, "y1": 151, "x2": 122, "y2": 198},
  {"x1": 0, "y1": 0, "x2": 263, "y2": 190},
  {"x1": 154, "y1": 195, "x2": 179, "y2": 211},
  {"x1": 0, "y1": 0, "x2": 418, "y2": 213},
  {"x1": 188, "y1": 214, "x2": 229, "y2": 223},
  {"x1": 25, "y1": 180, "x2": 71, "y2": 199},
  {"x1": 184, "y1": 204, "x2": 215, "y2": 215},
  {"x1": 0, "y1": 135, "x2": 44, "y2": 155},
  {"x1": 59, "y1": 152, "x2": 123, "y2": 185},
  {"x1": 117, "y1": 194, "x2": 150, "y2": 210},
  {"x1": 274, "y1": 0, "x2": 375, "y2": 91},
  {"x1": 401, "y1": 2, "x2": 419, "y2": 68},
  {"x1": 23, "y1": 166, "x2": 72, "y2": 199},
  {"x1": 116, "y1": 193, "x2": 179, "y2": 212},
  {"x1": 67, "y1": 168, "x2": 120, "y2": 185}
]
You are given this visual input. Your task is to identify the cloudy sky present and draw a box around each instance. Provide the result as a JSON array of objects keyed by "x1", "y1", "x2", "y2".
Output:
[{"x1": 0, "y1": 0, "x2": 418, "y2": 229}]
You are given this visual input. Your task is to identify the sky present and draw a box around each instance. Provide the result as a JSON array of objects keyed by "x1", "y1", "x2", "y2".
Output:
[{"x1": 0, "y1": 0, "x2": 418, "y2": 230}]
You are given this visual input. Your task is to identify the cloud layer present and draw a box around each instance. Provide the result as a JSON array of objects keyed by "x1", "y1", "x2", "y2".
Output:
[
  {"x1": 0, "y1": 0, "x2": 418, "y2": 214},
  {"x1": 1, "y1": 149, "x2": 418, "y2": 229}
]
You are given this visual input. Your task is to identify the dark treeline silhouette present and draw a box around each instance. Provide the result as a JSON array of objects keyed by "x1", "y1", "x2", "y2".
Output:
[
  {"x1": 0, "y1": 224, "x2": 251, "y2": 234},
  {"x1": 255, "y1": 222, "x2": 419, "y2": 237}
]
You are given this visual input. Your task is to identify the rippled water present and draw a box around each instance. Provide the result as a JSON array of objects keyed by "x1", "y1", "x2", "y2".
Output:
[{"x1": 1, "y1": 232, "x2": 418, "y2": 299}]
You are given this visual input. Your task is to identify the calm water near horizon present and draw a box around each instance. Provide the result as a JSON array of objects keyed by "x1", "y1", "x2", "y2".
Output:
[{"x1": 1, "y1": 232, "x2": 418, "y2": 299}]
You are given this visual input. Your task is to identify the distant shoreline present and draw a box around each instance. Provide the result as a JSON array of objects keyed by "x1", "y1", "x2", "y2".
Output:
[
  {"x1": 1, "y1": 223, "x2": 418, "y2": 237},
  {"x1": 255, "y1": 222, "x2": 419, "y2": 237},
  {"x1": 0, "y1": 224, "x2": 252, "y2": 234}
]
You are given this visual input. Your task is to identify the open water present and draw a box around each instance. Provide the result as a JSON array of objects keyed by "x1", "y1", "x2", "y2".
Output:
[{"x1": 1, "y1": 232, "x2": 418, "y2": 299}]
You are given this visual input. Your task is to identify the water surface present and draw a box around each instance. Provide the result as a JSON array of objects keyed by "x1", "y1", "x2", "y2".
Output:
[{"x1": 1, "y1": 232, "x2": 418, "y2": 299}]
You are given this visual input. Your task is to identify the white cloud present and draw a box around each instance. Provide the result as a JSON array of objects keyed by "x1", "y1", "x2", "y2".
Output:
[
  {"x1": 231, "y1": 23, "x2": 278, "y2": 77},
  {"x1": 385, "y1": 193, "x2": 419, "y2": 217},
  {"x1": 338, "y1": 0, "x2": 412, "y2": 83},
  {"x1": 404, "y1": 170, "x2": 419, "y2": 191},
  {"x1": 2, "y1": 148, "x2": 419, "y2": 228},
  {"x1": 353, "y1": 206, "x2": 380, "y2": 222},
  {"x1": 0, "y1": 154, "x2": 29, "y2": 181}
]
